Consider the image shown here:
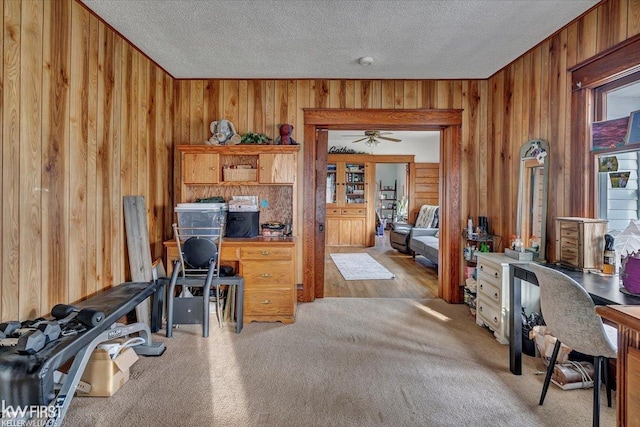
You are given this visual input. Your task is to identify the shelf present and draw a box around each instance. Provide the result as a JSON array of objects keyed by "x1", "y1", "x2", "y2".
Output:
[{"x1": 462, "y1": 229, "x2": 494, "y2": 242}]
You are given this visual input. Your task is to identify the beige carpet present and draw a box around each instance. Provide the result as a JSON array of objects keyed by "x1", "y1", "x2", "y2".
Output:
[{"x1": 65, "y1": 298, "x2": 615, "y2": 426}]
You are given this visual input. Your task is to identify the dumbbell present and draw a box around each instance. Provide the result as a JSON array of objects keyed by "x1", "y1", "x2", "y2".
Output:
[
  {"x1": 0, "y1": 321, "x2": 21, "y2": 339},
  {"x1": 51, "y1": 304, "x2": 105, "y2": 328},
  {"x1": 0, "y1": 326, "x2": 57, "y2": 354}
]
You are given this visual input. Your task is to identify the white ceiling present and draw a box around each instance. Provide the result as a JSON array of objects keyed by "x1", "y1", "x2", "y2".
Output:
[
  {"x1": 328, "y1": 130, "x2": 440, "y2": 162},
  {"x1": 80, "y1": 0, "x2": 598, "y2": 80}
]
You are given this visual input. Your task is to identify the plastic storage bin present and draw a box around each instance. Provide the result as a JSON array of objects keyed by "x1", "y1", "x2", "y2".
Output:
[{"x1": 175, "y1": 203, "x2": 228, "y2": 237}]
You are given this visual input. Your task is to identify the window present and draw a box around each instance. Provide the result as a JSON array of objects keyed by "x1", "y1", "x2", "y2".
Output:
[{"x1": 594, "y1": 78, "x2": 640, "y2": 231}]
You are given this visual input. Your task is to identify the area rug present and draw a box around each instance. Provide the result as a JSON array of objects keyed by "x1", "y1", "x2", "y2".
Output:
[{"x1": 330, "y1": 253, "x2": 395, "y2": 280}]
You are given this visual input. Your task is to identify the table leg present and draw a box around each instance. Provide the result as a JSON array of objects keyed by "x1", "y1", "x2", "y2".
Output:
[
  {"x1": 235, "y1": 280, "x2": 244, "y2": 333},
  {"x1": 509, "y1": 265, "x2": 523, "y2": 375}
]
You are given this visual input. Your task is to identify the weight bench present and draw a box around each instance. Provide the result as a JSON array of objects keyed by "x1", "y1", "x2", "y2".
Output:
[{"x1": 0, "y1": 280, "x2": 167, "y2": 427}]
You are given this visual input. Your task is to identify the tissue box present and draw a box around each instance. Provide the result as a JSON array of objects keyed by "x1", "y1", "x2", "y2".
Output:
[{"x1": 79, "y1": 346, "x2": 138, "y2": 397}]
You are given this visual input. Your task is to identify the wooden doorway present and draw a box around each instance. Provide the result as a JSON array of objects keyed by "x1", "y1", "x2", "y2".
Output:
[{"x1": 302, "y1": 109, "x2": 463, "y2": 304}]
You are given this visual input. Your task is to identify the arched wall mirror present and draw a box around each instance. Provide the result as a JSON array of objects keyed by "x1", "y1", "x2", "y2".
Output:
[{"x1": 516, "y1": 139, "x2": 549, "y2": 261}]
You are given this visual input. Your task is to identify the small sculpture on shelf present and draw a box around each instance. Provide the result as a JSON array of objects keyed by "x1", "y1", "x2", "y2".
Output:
[
  {"x1": 206, "y1": 119, "x2": 241, "y2": 145},
  {"x1": 274, "y1": 123, "x2": 298, "y2": 145}
]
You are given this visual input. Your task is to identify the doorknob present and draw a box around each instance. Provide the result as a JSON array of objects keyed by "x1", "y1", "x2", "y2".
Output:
[{"x1": 319, "y1": 223, "x2": 324, "y2": 232}]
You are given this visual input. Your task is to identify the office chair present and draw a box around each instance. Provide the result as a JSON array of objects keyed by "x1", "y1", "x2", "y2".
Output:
[
  {"x1": 166, "y1": 224, "x2": 225, "y2": 338},
  {"x1": 530, "y1": 264, "x2": 617, "y2": 427}
]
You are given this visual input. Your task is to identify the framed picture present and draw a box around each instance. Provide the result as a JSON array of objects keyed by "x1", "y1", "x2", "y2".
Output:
[
  {"x1": 599, "y1": 156, "x2": 618, "y2": 172},
  {"x1": 627, "y1": 110, "x2": 640, "y2": 145},
  {"x1": 591, "y1": 117, "x2": 628, "y2": 151},
  {"x1": 609, "y1": 171, "x2": 630, "y2": 188}
]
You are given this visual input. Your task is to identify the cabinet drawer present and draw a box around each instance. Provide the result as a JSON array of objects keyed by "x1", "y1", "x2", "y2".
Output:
[
  {"x1": 560, "y1": 228, "x2": 579, "y2": 241},
  {"x1": 341, "y1": 207, "x2": 366, "y2": 216},
  {"x1": 477, "y1": 261, "x2": 501, "y2": 282},
  {"x1": 244, "y1": 289, "x2": 295, "y2": 316},
  {"x1": 560, "y1": 236, "x2": 579, "y2": 248},
  {"x1": 327, "y1": 208, "x2": 341, "y2": 216},
  {"x1": 560, "y1": 246, "x2": 580, "y2": 265},
  {"x1": 477, "y1": 300, "x2": 501, "y2": 331},
  {"x1": 560, "y1": 221, "x2": 579, "y2": 233},
  {"x1": 241, "y1": 246, "x2": 293, "y2": 260},
  {"x1": 477, "y1": 277, "x2": 502, "y2": 305},
  {"x1": 242, "y1": 261, "x2": 293, "y2": 287}
]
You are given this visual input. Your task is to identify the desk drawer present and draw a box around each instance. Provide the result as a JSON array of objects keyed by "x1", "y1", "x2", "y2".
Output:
[
  {"x1": 241, "y1": 246, "x2": 293, "y2": 260},
  {"x1": 244, "y1": 288, "x2": 295, "y2": 316},
  {"x1": 242, "y1": 261, "x2": 293, "y2": 287}
]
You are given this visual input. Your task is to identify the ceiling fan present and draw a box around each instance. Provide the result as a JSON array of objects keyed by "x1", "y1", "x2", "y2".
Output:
[{"x1": 344, "y1": 130, "x2": 402, "y2": 147}]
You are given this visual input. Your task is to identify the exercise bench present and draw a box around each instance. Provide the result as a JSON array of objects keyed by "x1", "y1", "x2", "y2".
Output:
[{"x1": 0, "y1": 280, "x2": 167, "y2": 427}]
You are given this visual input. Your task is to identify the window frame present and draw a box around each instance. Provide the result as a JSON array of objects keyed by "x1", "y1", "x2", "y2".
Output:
[{"x1": 568, "y1": 34, "x2": 640, "y2": 216}]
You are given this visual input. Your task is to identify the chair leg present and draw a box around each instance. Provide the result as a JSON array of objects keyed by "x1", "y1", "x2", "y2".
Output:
[
  {"x1": 593, "y1": 355, "x2": 602, "y2": 427},
  {"x1": 202, "y1": 263, "x2": 217, "y2": 338},
  {"x1": 602, "y1": 358, "x2": 612, "y2": 408},
  {"x1": 539, "y1": 339, "x2": 562, "y2": 405},
  {"x1": 166, "y1": 260, "x2": 181, "y2": 338}
]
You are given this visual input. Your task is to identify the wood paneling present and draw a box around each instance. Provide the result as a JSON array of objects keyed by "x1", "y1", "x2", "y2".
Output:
[
  {"x1": 487, "y1": 0, "x2": 640, "y2": 262},
  {"x1": 0, "y1": 1, "x2": 173, "y2": 321},
  {"x1": 2, "y1": 0, "x2": 638, "y2": 320},
  {"x1": 410, "y1": 163, "x2": 439, "y2": 220}
]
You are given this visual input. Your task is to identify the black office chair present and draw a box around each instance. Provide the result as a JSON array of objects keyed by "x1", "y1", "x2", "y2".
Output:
[
  {"x1": 530, "y1": 264, "x2": 618, "y2": 427},
  {"x1": 166, "y1": 224, "x2": 225, "y2": 337}
]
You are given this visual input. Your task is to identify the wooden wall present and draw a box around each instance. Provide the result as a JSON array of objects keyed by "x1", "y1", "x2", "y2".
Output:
[
  {"x1": 410, "y1": 163, "x2": 439, "y2": 220},
  {"x1": 0, "y1": 0, "x2": 173, "y2": 321},
  {"x1": 2, "y1": 0, "x2": 638, "y2": 321},
  {"x1": 172, "y1": 79, "x2": 486, "y2": 291},
  {"x1": 487, "y1": 0, "x2": 640, "y2": 260}
]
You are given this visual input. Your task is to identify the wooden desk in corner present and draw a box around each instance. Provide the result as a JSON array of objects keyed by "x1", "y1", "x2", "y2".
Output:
[
  {"x1": 164, "y1": 237, "x2": 297, "y2": 324},
  {"x1": 595, "y1": 305, "x2": 640, "y2": 427}
]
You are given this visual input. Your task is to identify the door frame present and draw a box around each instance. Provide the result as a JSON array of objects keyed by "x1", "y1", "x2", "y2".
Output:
[{"x1": 302, "y1": 109, "x2": 463, "y2": 303}]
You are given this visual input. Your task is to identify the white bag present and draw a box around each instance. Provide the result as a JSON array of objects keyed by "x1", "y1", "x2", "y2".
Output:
[{"x1": 531, "y1": 325, "x2": 572, "y2": 364}]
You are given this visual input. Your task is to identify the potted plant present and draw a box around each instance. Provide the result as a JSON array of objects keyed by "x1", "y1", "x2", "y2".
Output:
[{"x1": 240, "y1": 132, "x2": 271, "y2": 145}]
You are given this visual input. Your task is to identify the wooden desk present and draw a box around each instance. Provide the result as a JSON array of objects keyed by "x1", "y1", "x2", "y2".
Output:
[
  {"x1": 596, "y1": 305, "x2": 640, "y2": 427},
  {"x1": 509, "y1": 263, "x2": 640, "y2": 375},
  {"x1": 164, "y1": 237, "x2": 297, "y2": 324}
]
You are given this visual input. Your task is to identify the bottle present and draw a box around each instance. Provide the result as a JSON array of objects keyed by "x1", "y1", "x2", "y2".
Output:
[
  {"x1": 603, "y1": 234, "x2": 615, "y2": 275},
  {"x1": 464, "y1": 243, "x2": 471, "y2": 261},
  {"x1": 467, "y1": 217, "x2": 474, "y2": 236}
]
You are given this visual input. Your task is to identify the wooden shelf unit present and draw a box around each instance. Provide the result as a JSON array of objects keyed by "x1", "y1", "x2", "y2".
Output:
[
  {"x1": 171, "y1": 144, "x2": 300, "y2": 323},
  {"x1": 325, "y1": 154, "x2": 376, "y2": 247}
]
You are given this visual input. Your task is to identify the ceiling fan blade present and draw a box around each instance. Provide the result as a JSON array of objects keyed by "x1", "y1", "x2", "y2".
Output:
[
  {"x1": 378, "y1": 136, "x2": 402, "y2": 142},
  {"x1": 351, "y1": 137, "x2": 369, "y2": 143},
  {"x1": 378, "y1": 132, "x2": 394, "y2": 135}
]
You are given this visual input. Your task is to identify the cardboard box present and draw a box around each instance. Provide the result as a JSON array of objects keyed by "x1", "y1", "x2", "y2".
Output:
[{"x1": 79, "y1": 346, "x2": 139, "y2": 397}]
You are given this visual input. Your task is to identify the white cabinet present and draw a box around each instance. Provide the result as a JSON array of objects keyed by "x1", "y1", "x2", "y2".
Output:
[{"x1": 475, "y1": 253, "x2": 514, "y2": 345}]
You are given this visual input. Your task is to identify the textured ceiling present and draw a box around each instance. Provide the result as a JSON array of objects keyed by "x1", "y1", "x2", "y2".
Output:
[{"x1": 80, "y1": 0, "x2": 598, "y2": 80}]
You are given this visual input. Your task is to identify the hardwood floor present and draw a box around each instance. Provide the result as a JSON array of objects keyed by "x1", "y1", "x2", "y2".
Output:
[{"x1": 324, "y1": 231, "x2": 438, "y2": 298}]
